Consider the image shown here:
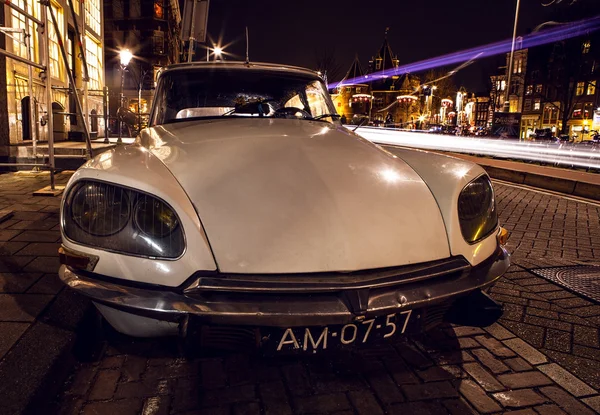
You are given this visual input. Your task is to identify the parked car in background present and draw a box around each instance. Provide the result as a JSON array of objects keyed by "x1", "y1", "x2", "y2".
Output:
[{"x1": 58, "y1": 62, "x2": 509, "y2": 352}]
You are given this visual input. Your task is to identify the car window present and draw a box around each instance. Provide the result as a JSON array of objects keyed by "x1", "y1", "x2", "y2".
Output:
[{"x1": 150, "y1": 68, "x2": 337, "y2": 125}]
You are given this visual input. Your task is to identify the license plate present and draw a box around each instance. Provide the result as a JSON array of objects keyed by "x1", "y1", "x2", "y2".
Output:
[{"x1": 275, "y1": 310, "x2": 415, "y2": 352}]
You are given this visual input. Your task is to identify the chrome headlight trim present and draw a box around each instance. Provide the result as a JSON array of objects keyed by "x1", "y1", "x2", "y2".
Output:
[
  {"x1": 62, "y1": 179, "x2": 186, "y2": 260},
  {"x1": 457, "y1": 174, "x2": 498, "y2": 245}
]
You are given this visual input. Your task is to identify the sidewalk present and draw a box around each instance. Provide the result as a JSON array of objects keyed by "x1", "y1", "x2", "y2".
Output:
[{"x1": 0, "y1": 171, "x2": 92, "y2": 415}]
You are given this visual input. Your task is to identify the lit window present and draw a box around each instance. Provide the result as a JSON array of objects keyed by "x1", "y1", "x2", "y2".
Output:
[
  {"x1": 85, "y1": 34, "x2": 102, "y2": 91},
  {"x1": 376, "y1": 59, "x2": 381, "y2": 70},
  {"x1": 584, "y1": 103, "x2": 593, "y2": 119},
  {"x1": 572, "y1": 103, "x2": 582, "y2": 118},
  {"x1": 587, "y1": 81, "x2": 596, "y2": 96},
  {"x1": 576, "y1": 82, "x2": 585, "y2": 95},
  {"x1": 534, "y1": 100, "x2": 540, "y2": 110},
  {"x1": 11, "y1": 0, "x2": 40, "y2": 59},
  {"x1": 48, "y1": 2, "x2": 65, "y2": 80},
  {"x1": 356, "y1": 87, "x2": 361, "y2": 93},
  {"x1": 85, "y1": 0, "x2": 101, "y2": 35},
  {"x1": 513, "y1": 59, "x2": 522, "y2": 74},
  {"x1": 535, "y1": 84, "x2": 543, "y2": 94},
  {"x1": 526, "y1": 85, "x2": 533, "y2": 95},
  {"x1": 582, "y1": 41, "x2": 591, "y2": 54},
  {"x1": 345, "y1": 87, "x2": 351, "y2": 93},
  {"x1": 154, "y1": 0, "x2": 164, "y2": 19},
  {"x1": 500, "y1": 80, "x2": 506, "y2": 91}
]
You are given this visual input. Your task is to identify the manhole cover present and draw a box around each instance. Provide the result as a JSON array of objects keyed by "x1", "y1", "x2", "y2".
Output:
[{"x1": 531, "y1": 266, "x2": 600, "y2": 303}]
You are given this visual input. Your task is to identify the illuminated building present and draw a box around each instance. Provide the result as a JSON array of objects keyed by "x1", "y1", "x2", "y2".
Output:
[
  {"x1": 330, "y1": 55, "x2": 371, "y2": 123},
  {"x1": 367, "y1": 29, "x2": 420, "y2": 127},
  {"x1": 521, "y1": 34, "x2": 599, "y2": 141},
  {"x1": 465, "y1": 95, "x2": 490, "y2": 128},
  {"x1": 566, "y1": 37, "x2": 599, "y2": 140},
  {"x1": 0, "y1": 0, "x2": 106, "y2": 148},
  {"x1": 103, "y1": 0, "x2": 182, "y2": 134}
]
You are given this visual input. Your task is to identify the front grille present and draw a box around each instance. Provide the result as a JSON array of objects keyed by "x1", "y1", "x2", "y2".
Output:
[{"x1": 184, "y1": 256, "x2": 471, "y2": 294}]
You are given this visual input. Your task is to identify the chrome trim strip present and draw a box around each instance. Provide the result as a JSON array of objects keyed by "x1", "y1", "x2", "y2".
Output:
[
  {"x1": 183, "y1": 257, "x2": 471, "y2": 294},
  {"x1": 59, "y1": 247, "x2": 510, "y2": 327}
]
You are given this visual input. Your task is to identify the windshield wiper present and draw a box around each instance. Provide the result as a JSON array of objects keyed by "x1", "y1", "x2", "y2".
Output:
[{"x1": 311, "y1": 113, "x2": 341, "y2": 121}]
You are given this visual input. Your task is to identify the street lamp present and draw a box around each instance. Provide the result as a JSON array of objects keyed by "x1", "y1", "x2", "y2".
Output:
[
  {"x1": 504, "y1": 0, "x2": 521, "y2": 112},
  {"x1": 213, "y1": 46, "x2": 223, "y2": 61},
  {"x1": 118, "y1": 49, "x2": 133, "y2": 144}
]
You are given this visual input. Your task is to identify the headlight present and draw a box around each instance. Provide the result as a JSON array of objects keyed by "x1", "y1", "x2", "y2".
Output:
[
  {"x1": 71, "y1": 182, "x2": 130, "y2": 236},
  {"x1": 63, "y1": 180, "x2": 185, "y2": 258},
  {"x1": 458, "y1": 175, "x2": 498, "y2": 244},
  {"x1": 134, "y1": 196, "x2": 179, "y2": 238}
]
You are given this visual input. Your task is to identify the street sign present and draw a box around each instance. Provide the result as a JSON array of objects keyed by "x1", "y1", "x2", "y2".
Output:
[
  {"x1": 492, "y1": 112, "x2": 522, "y2": 138},
  {"x1": 182, "y1": 0, "x2": 210, "y2": 43}
]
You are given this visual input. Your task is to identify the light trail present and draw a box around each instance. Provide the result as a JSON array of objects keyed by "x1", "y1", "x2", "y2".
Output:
[
  {"x1": 329, "y1": 15, "x2": 600, "y2": 89},
  {"x1": 352, "y1": 126, "x2": 600, "y2": 170}
]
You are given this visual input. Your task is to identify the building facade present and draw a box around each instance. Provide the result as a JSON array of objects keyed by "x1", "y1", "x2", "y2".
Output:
[
  {"x1": 330, "y1": 56, "x2": 371, "y2": 123},
  {"x1": 1, "y1": 0, "x2": 106, "y2": 153},
  {"x1": 465, "y1": 95, "x2": 490, "y2": 128},
  {"x1": 490, "y1": 33, "x2": 599, "y2": 140},
  {"x1": 103, "y1": 0, "x2": 181, "y2": 134}
]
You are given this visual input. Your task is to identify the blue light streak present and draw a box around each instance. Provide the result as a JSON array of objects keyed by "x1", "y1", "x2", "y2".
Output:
[{"x1": 330, "y1": 15, "x2": 600, "y2": 89}]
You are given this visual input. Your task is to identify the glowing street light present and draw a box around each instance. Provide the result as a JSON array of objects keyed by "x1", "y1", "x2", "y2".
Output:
[
  {"x1": 119, "y1": 49, "x2": 133, "y2": 67},
  {"x1": 117, "y1": 49, "x2": 133, "y2": 144},
  {"x1": 213, "y1": 46, "x2": 223, "y2": 60}
]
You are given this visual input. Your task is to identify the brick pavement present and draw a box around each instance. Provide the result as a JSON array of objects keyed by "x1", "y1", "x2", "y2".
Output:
[
  {"x1": 0, "y1": 171, "x2": 93, "y2": 415},
  {"x1": 1, "y1": 172, "x2": 599, "y2": 414}
]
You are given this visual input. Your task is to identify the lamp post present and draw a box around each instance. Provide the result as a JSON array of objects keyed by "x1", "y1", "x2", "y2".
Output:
[
  {"x1": 504, "y1": 0, "x2": 521, "y2": 112},
  {"x1": 118, "y1": 49, "x2": 133, "y2": 144}
]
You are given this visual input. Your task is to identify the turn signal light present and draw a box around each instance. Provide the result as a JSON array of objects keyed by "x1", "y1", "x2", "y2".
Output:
[
  {"x1": 497, "y1": 227, "x2": 509, "y2": 246},
  {"x1": 59, "y1": 246, "x2": 99, "y2": 271}
]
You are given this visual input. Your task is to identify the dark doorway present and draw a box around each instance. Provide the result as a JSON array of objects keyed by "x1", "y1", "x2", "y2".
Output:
[
  {"x1": 21, "y1": 96, "x2": 31, "y2": 140},
  {"x1": 90, "y1": 109, "x2": 98, "y2": 136},
  {"x1": 52, "y1": 101, "x2": 66, "y2": 141}
]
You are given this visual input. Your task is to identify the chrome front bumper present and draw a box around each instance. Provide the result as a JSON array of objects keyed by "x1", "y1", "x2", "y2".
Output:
[{"x1": 59, "y1": 246, "x2": 510, "y2": 328}]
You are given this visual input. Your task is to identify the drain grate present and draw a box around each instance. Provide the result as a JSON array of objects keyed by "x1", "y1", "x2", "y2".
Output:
[{"x1": 531, "y1": 266, "x2": 600, "y2": 304}]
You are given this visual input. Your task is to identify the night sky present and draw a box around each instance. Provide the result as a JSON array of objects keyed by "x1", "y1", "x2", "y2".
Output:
[{"x1": 201, "y1": 0, "x2": 573, "y2": 93}]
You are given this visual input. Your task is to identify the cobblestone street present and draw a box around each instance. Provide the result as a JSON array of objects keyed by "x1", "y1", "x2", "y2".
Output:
[{"x1": 1, "y1": 172, "x2": 600, "y2": 415}]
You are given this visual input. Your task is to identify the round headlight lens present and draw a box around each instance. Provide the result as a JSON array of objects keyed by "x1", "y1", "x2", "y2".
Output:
[
  {"x1": 134, "y1": 196, "x2": 179, "y2": 238},
  {"x1": 71, "y1": 182, "x2": 130, "y2": 236},
  {"x1": 458, "y1": 175, "x2": 498, "y2": 243}
]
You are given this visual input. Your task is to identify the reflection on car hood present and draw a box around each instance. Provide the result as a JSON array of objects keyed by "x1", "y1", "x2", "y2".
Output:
[{"x1": 140, "y1": 119, "x2": 450, "y2": 273}]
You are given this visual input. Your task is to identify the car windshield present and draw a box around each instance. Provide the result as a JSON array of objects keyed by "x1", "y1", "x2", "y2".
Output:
[{"x1": 150, "y1": 68, "x2": 338, "y2": 126}]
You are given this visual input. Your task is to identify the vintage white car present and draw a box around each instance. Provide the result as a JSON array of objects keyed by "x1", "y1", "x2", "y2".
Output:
[{"x1": 59, "y1": 62, "x2": 509, "y2": 352}]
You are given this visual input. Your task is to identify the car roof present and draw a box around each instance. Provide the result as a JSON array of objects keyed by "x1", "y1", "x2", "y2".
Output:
[{"x1": 158, "y1": 61, "x2": 321, "y2": 79}]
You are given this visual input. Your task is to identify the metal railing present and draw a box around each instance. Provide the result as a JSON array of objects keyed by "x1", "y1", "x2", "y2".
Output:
[{"x1": 0, "y1": 0, "x2": 93, "y2": 190}]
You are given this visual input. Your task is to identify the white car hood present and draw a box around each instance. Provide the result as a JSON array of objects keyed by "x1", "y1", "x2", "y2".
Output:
[{"x1": 140, "y1": 119, "x2": 450, "y2": 273}]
